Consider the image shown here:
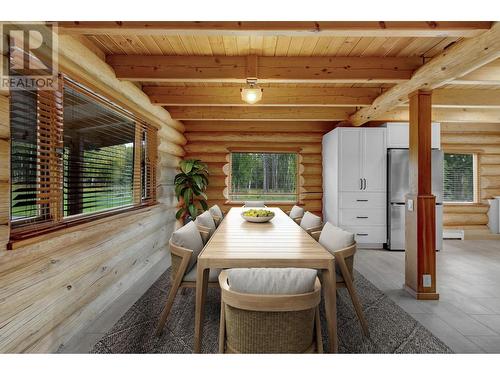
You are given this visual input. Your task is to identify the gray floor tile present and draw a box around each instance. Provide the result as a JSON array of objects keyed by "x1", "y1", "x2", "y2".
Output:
[
  {"x1": 470, "y1": 314, "x2": 500, "y2": 334},
  {"x1": 410, "y1": 313, "x2": 484, "y2": 354},
  {"x1": 468, "y1": 335, "x2": 500, "y2": 353}
]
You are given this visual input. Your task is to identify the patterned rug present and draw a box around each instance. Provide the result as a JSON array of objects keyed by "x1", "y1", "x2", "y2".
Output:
[{"x1": 90, "y1": 268, "x2": 452, "y2": 354}]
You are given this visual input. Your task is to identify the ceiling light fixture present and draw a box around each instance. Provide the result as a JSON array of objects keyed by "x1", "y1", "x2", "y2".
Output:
[{"x1": 240, "y1": 79, "x2": 263, "y2": 104}]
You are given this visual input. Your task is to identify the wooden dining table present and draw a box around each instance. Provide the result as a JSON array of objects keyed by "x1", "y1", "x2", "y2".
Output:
[{"x1": 194, "y1": 207, "x2": 337, "y2": 353}]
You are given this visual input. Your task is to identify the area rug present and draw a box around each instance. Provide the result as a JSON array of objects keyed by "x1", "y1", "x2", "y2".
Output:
[{"x1": 90, "y1": 268, "x2": 452, "y2": 354}]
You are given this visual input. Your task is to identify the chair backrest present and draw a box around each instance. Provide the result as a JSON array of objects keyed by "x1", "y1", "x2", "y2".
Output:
[
  {"x1": 243, "y1": 201, "x2": 266, "y2": 208},
  {"x1": 194, "y1": 210, "x2": 216, "y2": 238},
  {"x1": 209, "y1": 205, "x2": 224, "y2": 226},
  {"x1": 318, "y1": 222, "x2": 356, "y2": 276},
  {"x1": 299, "y1": 211, "x2": 322, "y2": 231},
  {"x1": 219, "y1": 269, "x2": 321, "y2": 353},
  {"x1": 289, "y1": 205, "x2": 304, "y2": 219},
  {"x1": 170, "y1": 221, "x2": 205, "y2": 275}
]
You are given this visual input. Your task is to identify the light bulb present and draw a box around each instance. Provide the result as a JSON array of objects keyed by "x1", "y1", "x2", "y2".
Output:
[{"x1": 241, "y1": 82, "x2": 263, "y2": 104}]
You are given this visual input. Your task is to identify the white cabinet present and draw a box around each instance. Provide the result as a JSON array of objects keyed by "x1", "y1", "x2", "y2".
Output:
[
  {"x1": 385, "y1": 122, "x2": 441, "y2": 149},
  {"x1": 339, "y1": 129, "x2": 363, "y2": 191},
  {"x1": 322, "y1": 127, "x2": 387, "y2": 248},
  {"x1": 338, "y1": 128, "x2": 386, "y2": 193},
  {"x1": 362, "y1": 129, "x2": 387, "y2": 192}
]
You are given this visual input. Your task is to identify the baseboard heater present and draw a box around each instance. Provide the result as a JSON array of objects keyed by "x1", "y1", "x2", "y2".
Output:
[{"x1": 443, "y1": 229, "x2": 465, "y2": 240}]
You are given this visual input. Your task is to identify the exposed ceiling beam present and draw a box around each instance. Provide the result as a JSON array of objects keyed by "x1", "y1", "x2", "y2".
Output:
[
  {"x1": 182, "y1": 121, "x2": 336, "y2": 133},
  {"x1": 431, "y1": 88, "x2": 500, "y2": 108},
  {"x1": 144, "y1": 86, "x2": 500, "y2": 108},
  {"x1": 167, "y1": 106, "x2": 500, "y2": 123},
  {"x1": 58, "y1": 21, "x2": 493, "y2": 37},
  {"x1": 383, "y1": 108, "x2": 500, "y2": 123},
  {"x1": 349, "y1": 22, "x2": 500, "y2": 126},
  {"x1": 166, "y1": 106, "x2": 356, "y2": 121},
  {"x1": 450, "y1": 59, "x2": 500, "y2": 85},
  {"x1": 143, "y1": 86, "x2": 382, "y2": 107},
  {"x1": 107, "y1": 55, "x2": 421, "y2": 83}
]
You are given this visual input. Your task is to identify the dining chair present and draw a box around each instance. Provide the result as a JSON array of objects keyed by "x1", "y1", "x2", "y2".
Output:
[
  {"x1": 310, "y1": 222, "x2": 369, "y2": 337},
  {"x1": 218, "y1": 268, "x2": 323, "y2": 353},
  {"x1": 156, "y1": 221, "x2": 220, "y2": 335},
  {"x1": 243, "y1": 201, "x2": 266, "y2": 208},
  {"x1": 209, "y1": 204, "x2": 225, "y2": 227},
  {"x1": 194, "y1": 210, "x2": 216, "y2": 242},
  {"x1": 299, "y1": 211, "x2": 323, "y2": 235},
  {"x1": 286, "y1": 205, "x2": 305, "y2": 224}
]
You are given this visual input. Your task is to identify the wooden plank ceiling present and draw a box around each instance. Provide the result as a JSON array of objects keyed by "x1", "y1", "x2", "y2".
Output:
[{"x1": 59, "y1": 21, "x2": 500, "y2": 124}]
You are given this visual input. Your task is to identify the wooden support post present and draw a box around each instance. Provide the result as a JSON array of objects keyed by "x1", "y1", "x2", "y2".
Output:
[{"x1": 405, "y1": 90, "x2": 439, "y2": 300}]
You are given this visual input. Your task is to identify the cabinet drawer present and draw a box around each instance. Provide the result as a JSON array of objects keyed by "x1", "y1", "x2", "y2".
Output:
[
  {"x1": 342, "y1": 226, "x2": 386, "y2": 244},
  {"x1": 340, "y1": 209, "x2": 386, "y2": 226},
  {"x1": 340, "y1": 192, "x2": 386, "y2": 209}
]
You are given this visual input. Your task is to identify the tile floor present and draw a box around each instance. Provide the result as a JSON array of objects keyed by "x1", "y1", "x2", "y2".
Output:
[{"x1": 356, "y1": 240, "x2": 500, "y2": 353}]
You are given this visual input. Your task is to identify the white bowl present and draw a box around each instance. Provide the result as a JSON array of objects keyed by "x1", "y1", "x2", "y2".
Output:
[{"x1": 241, "y1": 212, "x2": 275, "y2": 223}]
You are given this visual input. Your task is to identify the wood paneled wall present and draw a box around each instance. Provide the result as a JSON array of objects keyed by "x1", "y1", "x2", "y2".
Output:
[
  {"x1": 441, "y1": 122, "x2": 500, "y2": 232},
  {"x1": 0, "y1": 91, "x2": 182, "y2": 353},
  {"x1": 0, "y1": 34, "x2": 186, "y2": 351},
  {"x1": 0, "y1": 90, "x2": 181, "y2": 352},
  {"x1": 183, "y1": 121, "x2": 335, "y2": 217}
]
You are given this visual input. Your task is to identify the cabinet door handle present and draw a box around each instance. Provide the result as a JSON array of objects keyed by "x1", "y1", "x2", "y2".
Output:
[
  {"x1": 356, "y1": 199, "x2": 368, "y2": 202},
  {"x1": 363, "y1": 178, "x2": 367, "y2": 190},
  {"x1": 360, "y1": 178, "x2": 363, "y2": 190},
  {"x1": 356, "y1": 233, "x2": 369, "y2": 236},
  {"x1": 356, "y1": 216, "x2": 368, "y2": 219}
]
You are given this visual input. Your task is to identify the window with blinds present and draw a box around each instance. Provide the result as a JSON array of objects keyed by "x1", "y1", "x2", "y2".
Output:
[
  {"x1": 443, "y1": 153, "x2": 476, "y2": 203},
  {"x1": 10, "y1": 76, "x2": 158, "y2": 238},
  {"x1": 229, "y1": 152, "x2": 298, "y2": 202}
]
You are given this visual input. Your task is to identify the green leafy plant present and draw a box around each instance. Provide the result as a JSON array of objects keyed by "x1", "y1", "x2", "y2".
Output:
[{"x1": 174, "y1": 159, "x2": 209, "y2": 221}]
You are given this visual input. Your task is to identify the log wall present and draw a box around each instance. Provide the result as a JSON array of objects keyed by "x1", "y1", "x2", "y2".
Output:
[
  {"x1": 0, "y1": 37, "x2": 185, "y2": 352},
  {"x1": 183, "y1": 121, "x2": 335, "y2": 217},
  {"x1": 441, "y1": 122, "x2": 500, "y2": 231}
]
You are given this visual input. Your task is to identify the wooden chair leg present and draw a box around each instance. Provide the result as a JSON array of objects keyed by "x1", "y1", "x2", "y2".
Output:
[
  {"x1": 337, "y1": 258, "x2": 370, "y2": 337},
  {"x1": 315, "y1": 306, "x2": 324, "y2": 354},
  {"x1": 156, "y1": 277, "x2": 184, "y2": 336},
  {"x1": 218, "y1": 301, "x2": 226, "y2": 353}
]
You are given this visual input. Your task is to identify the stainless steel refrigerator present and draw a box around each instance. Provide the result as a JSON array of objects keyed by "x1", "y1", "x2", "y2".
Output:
[{"x1": 387, "y1": 149, "x2": 444, "y2": 251}]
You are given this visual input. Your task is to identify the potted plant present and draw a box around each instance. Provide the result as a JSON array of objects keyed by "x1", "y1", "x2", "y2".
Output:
[{"x1": 174, "y1": 159, "x2": 209, "y2": 223}]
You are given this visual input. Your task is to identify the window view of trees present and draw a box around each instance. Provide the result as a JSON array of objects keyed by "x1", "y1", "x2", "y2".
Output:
[
  {"x1": 444, "y1": 153, "x2": 475, "y2": 203},
  {"x1": 63, "y1": 84, "x2": 136, "y2": 216},
  {"x1": 230, "y1": 152, "x2": 297, "y2": 202}
]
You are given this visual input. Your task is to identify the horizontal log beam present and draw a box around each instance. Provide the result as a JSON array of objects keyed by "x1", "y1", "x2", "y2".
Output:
[
  {"x1": 58, "y1": 21, "x2": 493, "y2": 37},
  {"x1": 450, "y1": 59, "x2": 500, "y2": 85},
  {"x1": 167, "y1": 106, "x2": 355, "y2": 121},
  {"x1": 169, "y1": 106, "x2": 500, "y2": 122},
  {"x1": 145, "y1": 86, "x2": 500, "y2": 108},
  {"x1": 431, "y1": 88, "x2": 500, "y2": 108},
  {"x1": 382, "y1": 107, "x2": 500, "y2": 123},
  {"x1": 183, "y1": 121, "x2": 336, "y2": 133},
  {"x1": 185, "y1": 131, "x2": 324, "y2": 143},
  {"x1": 349, "y1": 22, "x2": 500, "y2": 126},
  {"x1": 143, "y1": 86, "x2": 381, "y2": 106},
  {"x1": 107, "y1": 55, "x2": 421, "y2": 83}
]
